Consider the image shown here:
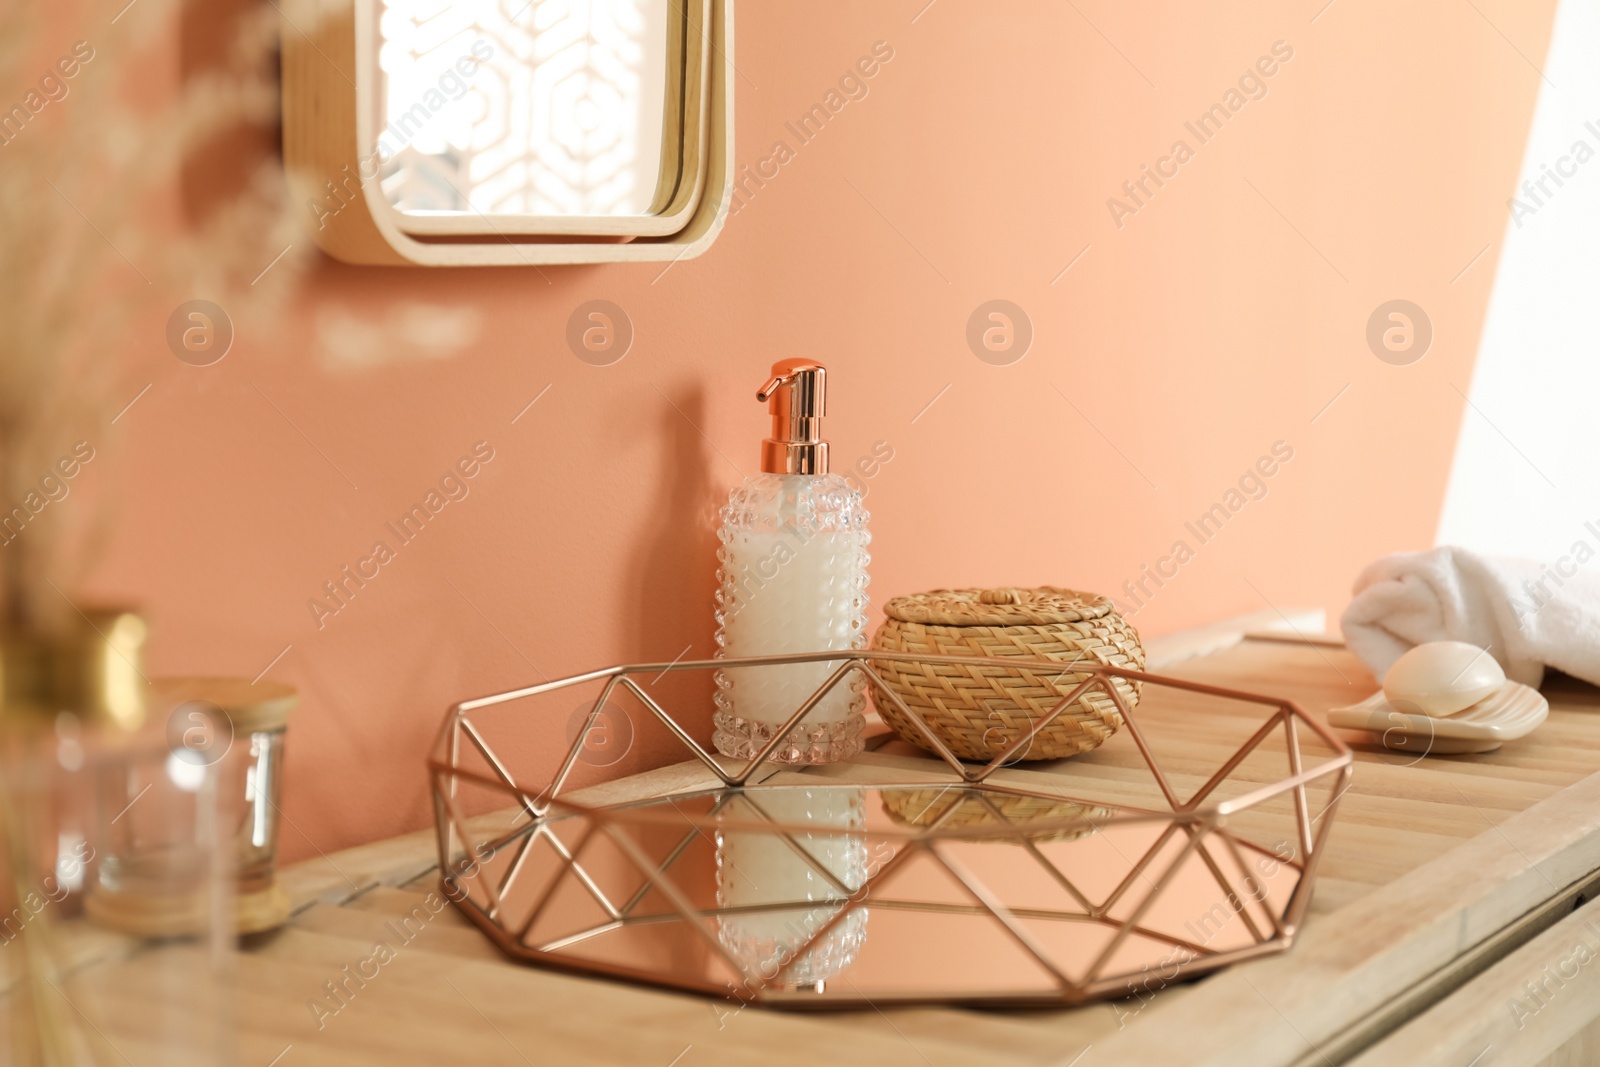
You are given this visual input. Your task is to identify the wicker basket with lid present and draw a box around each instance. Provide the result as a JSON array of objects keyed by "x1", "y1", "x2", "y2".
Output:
[{"x1": 868, "y1": 587, "x2": 1144, "y2": 761}]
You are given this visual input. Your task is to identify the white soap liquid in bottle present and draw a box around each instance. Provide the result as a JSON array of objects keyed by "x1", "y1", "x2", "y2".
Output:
[{"x1": 712, "y1": 360, "x2": 870, "y2": 764}]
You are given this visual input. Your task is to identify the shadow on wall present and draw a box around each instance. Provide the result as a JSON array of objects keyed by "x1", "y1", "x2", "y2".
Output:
[
  {"x1": 629, "y1": 386, "x2": 721, "y2": 735},
  {"x1": 179, "y1": 0, "x2": 279, "y2": 223}
]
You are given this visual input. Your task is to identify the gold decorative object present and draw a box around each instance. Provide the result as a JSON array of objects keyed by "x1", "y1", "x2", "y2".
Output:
[
  {"x1": 868, "y1": 587, "x2": 1145, "y2": 760},
  {"x1": 0, "y1": 607, "x2": 150, "y2": 727},
  {"x1": 428, "y1": 648, "x2": 1351, "y2": 1007},
  {"x1": 55, "y1": 608, "x2": 150, "y2": 731}
]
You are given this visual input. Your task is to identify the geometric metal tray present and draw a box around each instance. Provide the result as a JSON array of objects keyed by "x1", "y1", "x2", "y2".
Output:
[{"x1": 427, "y1": 650, "x2": 1353, "y2": 1008}]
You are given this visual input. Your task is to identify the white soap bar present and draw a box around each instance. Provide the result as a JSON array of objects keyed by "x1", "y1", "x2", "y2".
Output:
[{"x1": 1382, "y1": 641, "x2": 1506, "y2": 717}]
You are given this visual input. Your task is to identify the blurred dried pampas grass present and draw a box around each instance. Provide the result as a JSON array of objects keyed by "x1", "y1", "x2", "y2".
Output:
[{"x1": 0, "y1": 0, "x2": 309, "y2": 635}]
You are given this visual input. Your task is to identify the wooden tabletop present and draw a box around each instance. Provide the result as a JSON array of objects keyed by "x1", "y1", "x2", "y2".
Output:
[{"x1": 38, "y1": 625, "x2": 1600, "y2": 1065}]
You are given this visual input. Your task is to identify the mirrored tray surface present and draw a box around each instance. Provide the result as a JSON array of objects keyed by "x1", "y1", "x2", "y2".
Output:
[{"x1": 429, "y1": 649, "x2": 1352, "y2": 1008}]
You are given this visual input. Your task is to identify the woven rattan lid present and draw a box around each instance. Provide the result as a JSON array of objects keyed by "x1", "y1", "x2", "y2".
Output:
[{"x1": 881, "y1": 587, "x2": 1115, "y2": 628}]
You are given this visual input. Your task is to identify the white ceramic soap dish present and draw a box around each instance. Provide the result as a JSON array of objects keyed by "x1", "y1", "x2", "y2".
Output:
[{"x1": 1328, "y1": 681, "x2": 1548, "y2": 755}]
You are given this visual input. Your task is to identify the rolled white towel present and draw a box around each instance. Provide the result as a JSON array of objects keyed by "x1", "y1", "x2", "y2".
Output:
[{"x1": 1339, "y1": 545, "x2": 1600, "y2": 689}]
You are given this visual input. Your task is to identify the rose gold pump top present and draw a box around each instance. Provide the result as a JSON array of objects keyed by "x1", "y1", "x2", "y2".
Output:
[{"x1": 755, "y1": 358, "x2": 830, "y2": 475}]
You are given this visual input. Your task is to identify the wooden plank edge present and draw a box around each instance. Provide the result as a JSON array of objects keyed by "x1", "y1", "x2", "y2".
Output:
[
  {"x1": 1085, "y1": 767, "x2": 1600, "y2": 1066},
  {"x1": 1300, "y1": 866, "x2": 1600, "y2": 1065},
  {"x1": 1345, "y1": 891, "x2": 1600, "y2": 1066}
]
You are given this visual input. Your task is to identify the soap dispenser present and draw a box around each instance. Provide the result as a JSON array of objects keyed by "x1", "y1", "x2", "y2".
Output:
[{"x1": 712, "y1": 359, "x2": 871, "y2": 764}]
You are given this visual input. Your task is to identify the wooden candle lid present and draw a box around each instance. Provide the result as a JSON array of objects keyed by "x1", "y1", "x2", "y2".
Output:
[
  {"x1": 150, "y1": 677, "x2": 298, "y2": 735},
  {"x1": 86, "y1": 881, "x2": 292, "y2": 938}
]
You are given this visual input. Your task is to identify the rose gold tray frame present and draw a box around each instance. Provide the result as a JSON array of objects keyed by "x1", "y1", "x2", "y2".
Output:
[{"x1": 427, "y1": 650, "x2": 1354, "y2": 1008}]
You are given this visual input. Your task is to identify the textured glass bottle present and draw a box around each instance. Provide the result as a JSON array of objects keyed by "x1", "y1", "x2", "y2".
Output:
[{"x1": 712, "y1": 361, "x2": 870, "y2": 764}]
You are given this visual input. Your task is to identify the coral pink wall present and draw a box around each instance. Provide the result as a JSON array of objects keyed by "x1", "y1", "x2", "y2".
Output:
[{"x1": 87, "y1": 0, "x2": 1556, "y2": 859}]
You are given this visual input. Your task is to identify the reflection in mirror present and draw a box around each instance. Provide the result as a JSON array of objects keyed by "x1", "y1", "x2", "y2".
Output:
[
  {"x1": 374, "y1": 0, "x2": 682, "y2": 228},
  {"x1": 716, "y1": 788, "x2": 868, "y2": 988},
  {"x1": 463, "y1": 783, "x2": 1307, "y2": 1004}
]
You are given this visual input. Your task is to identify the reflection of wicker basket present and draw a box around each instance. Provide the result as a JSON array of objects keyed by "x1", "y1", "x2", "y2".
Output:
[
  {"x1": 869, "y1": 587, "x2": 1144, "y2": 761},
  {"x1": 881, "y1": 788, "x2": 1112, "y2": 843}
]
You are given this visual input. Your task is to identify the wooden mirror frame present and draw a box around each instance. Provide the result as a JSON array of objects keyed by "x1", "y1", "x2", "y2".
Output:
[{"x1": 280, "y1": 0, "x2": 733, "y2": 267}]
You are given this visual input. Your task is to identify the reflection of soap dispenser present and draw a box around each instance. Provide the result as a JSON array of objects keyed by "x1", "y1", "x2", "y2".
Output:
[
  {"x1": 712, "y1": 360, "x2": 870, "y2": 764},
  {"x1": 716, "y1": 787, "x2": 869, "y2": 989}
]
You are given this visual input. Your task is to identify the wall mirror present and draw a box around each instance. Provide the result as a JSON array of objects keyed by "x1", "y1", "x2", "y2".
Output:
[{"x1": 282, "y1": 0, "x2": 733, "y2": 266}]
